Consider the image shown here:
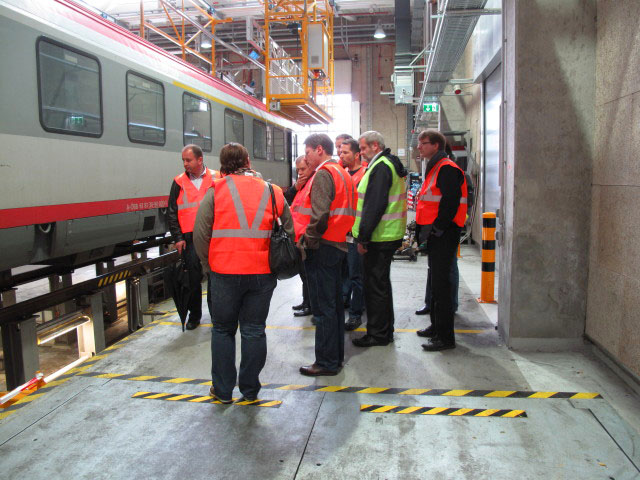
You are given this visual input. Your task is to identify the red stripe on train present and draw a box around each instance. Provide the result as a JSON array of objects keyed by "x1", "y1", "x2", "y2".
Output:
[{"x1": 0, "y1": 196, "x2": 169, "y2": 229}]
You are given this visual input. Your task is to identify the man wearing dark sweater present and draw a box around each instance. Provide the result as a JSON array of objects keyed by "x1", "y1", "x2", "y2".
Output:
[{"x1": 415, "y1": 130, "x2": 468, "y2": 351}]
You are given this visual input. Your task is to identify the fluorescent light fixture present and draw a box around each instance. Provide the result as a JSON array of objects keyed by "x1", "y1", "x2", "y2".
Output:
[
  {"x1": 37, "y1": 315, "x2": 90, "y2": 345},
  {"x1": 373, "y1": 22, "x2": 386, "y2": 39},
  {"x1": 44, "y1": 354, "x2": 91, "y2": 384}
]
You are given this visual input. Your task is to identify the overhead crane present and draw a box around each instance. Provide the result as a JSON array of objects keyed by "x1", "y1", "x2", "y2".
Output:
[
  {"x1": 136, "y1": 0, "x2": 334, "y2": 126},
  {"x1": 264, "y1": 0, "x2": 334, "y2": 125}
]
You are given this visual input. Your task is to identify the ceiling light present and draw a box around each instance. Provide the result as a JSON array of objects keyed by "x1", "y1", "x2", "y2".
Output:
[
  {"x1": 373, "y1": 22, "x2": 386, "y2": 39},
  {"x1": 201, "y1": 37, "x2": 212, "y2": 49}
]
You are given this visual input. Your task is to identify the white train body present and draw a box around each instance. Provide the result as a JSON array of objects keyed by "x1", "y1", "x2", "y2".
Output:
[{"x1": 0, "y1": 0, "x2": 298, "y2": 272}]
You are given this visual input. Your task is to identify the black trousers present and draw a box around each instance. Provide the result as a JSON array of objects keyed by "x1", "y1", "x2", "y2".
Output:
[
  {"x1": 183, "y1": 238, "x2": 203, "y2": 322},
  {"x1": 362, "y1": 243, "x2": 397, "y2": 342},
  {"x1": 300, "y1": 262, "x2": 310, "y2": 308},
  {"x1": 427, "y1": 227, "x2": 461, "y2": 344}
]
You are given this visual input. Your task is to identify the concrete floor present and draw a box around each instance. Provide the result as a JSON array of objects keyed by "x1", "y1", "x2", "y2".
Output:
[{"x1": 1, "y1": 245, "x2": 639, "y2": 479}]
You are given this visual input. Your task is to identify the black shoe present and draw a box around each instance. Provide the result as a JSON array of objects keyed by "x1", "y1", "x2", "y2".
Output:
[
  {"x1": 352, "y1": 335, "x2": 389, "y2": 347},
  {"x1": 416, "y1": 325, "x2": 435, "y2": 338},
  {"x1": 415, "y1": 305, "x2": 431, "y2": 315},
  {"x1": 299, "y1": 364, "x2": 339, "y2": 376},
  {"x1": 209, "y1": 386, "x2": 233, "y2": 404},
  {"x1": 185, "y1": 320, "x2": 200, "y2": 330},
  {"x1": 236, "y1": 395, "x2": 258, "y2": 403},
  {"x1": 292, "y1": 303, "x2": 307, "y2": 311},
  {"x1": 294, "y1": 307, "x2": 312, "y2": 317},
  {"x1": 345, "y1": 317, "x2": 362, "y2": 331},
  {"x1": 421, "y1": 338, "x2": 455, "y2": 351}
]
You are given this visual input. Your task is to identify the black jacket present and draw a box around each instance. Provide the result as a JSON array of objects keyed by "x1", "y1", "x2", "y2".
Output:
[
  {"x1": 357, "y1": 148, "x2": 408, "y2": 247},
  {"x1": 168, "y1": 180, "x2": 185, "y2": 242}
]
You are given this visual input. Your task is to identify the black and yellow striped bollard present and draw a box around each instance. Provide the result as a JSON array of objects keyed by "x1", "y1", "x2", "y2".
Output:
[{"x1": 478, "y1": 212, "x2": 497, "y2": 303}]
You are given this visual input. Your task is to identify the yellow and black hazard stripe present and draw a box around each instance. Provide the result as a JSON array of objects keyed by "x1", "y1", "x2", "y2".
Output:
[
  {"x1": 132, "y1": 391, "x2": 282, "y2": 408},
  {"x1": 97, "y1": 269, "x2": 132, "y2": 287},
  {"x1": 360, "y1": 404, "x2": 527, "y2": 418},
  {"x1": 75, "y1": 371, "x2": 602, "y2": 400}
]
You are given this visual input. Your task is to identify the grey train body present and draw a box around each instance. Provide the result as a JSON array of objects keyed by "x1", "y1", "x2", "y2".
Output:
[{"x1": 0, "y1": 0, "x2": 297, "y2": 272}]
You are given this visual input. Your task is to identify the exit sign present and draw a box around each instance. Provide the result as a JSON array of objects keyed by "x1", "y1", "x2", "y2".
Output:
[{"x1": 423, "y1": 103, "x2": 439, "y2": 112}]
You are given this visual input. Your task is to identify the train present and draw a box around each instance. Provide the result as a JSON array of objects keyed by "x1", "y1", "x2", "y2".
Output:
[{"x1": 0, "y1": 0, "x2": 299, "y2": 274}]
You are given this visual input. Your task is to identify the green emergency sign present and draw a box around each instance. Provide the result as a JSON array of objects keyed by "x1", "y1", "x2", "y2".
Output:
[{"x1": 423, "y1": 103, "x2": 439, "y2": 112}]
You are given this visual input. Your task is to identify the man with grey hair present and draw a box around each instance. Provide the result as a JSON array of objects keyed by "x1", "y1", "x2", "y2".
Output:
[{"x1": 351, "y1": 131, "x2": 408, "y2": 347}]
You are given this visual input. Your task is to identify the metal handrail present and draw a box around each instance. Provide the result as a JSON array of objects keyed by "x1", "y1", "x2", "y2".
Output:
[{"x1": 0, "y1": 251, "x2": 179, "y2": 327}]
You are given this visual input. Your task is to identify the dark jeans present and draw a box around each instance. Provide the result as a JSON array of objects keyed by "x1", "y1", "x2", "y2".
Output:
[
  {"x1": 209, "y1": 272, "x2": 277, "y2": 400},
  {"x1": 425, "y1": 257, "x2": 459, "y2": 311},
  {"x1": 343, "y1": 242, "x2": 364, "y2": 318},
  {"x1": 184, "y1": 239, "x2": 203, "y2": 322},
  {"x1": 427, "y1": 227, "x2": 461, "y2": 344},
  {"x1": 362, "y1": 243, "x2": 398, "y2": 342},
  {"x1": 305, "y1": 244, "x2": 346, "y2": 371}
]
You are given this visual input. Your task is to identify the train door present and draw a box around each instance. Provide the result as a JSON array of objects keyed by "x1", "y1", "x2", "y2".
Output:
[{"x1": 286, "y1": 130, "x2": 296, "y2": 186}]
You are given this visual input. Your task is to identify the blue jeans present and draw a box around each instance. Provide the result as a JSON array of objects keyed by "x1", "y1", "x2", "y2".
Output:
[
  {"x1": 343, "y1": 242, "x2": 364, "y2": 318},
  {"x1": 305, "y1": 244, "x2": 346, "y2": 371},
  {"x1": 209, "y1": 272, "x2": 277, "y2": 400}
]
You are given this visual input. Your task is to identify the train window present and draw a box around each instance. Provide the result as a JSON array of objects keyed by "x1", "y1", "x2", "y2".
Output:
[
  {"x1": 266, "y1": 125, "x2": 274, "y2": 161},
  {"x1": 273, "y1": 127, "x2": 285, "y2": 162},
  {"x1": 183, "y1": 93, "x2": 212, "y2": 152},
  {"x1": 253, "y1": 120, "x2": 267, "y2": 160},
  {"x1": 224, "y1": 109, "x2": 244, "y2": 144},
  {"x1": 126, "y1": 72, "x2": 165, "y2": 145},
  {"x1": 37, "y1": 38, "x2": 102, "y2": 137}
]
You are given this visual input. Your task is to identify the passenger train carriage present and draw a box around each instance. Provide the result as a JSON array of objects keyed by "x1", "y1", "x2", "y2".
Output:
[{"x1": 0, "y1": 0, "x2": 298, "y2": 272}]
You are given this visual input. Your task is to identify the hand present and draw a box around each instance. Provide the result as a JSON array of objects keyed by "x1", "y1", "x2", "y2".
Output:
[
  {"x1": 295, "y1": 174, "x2": 308, "y2": 191},
  {"x1": 357, "y1": 243, "x2": 368, "y2": 255},
  {"x1": 175, "y1": 240, "x2": 186, "y2": 254}
]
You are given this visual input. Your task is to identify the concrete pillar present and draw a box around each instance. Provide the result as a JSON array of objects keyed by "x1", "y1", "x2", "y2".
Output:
[
  {"x1": 78, "y1": 293, "x2": 105, "y2": 355},
  {"x1": 500, "y1": 0, "x2": 596, "y2": 349},
  {"x1": 1, "y1": 316, "x2": 39, "y2": 390},
  {"x1": 96, "y1": 260, "x2": 118, "y2": 323}
]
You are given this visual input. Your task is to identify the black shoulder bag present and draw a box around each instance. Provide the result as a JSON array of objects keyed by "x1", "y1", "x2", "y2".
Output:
[{"x1": 267, "y1": 183, "x2": 300, "y2": 280}]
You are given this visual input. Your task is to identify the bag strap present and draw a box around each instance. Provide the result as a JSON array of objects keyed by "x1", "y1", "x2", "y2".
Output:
[{"x1": 268, "y1": 182, "x2": 279, "y2": 231}]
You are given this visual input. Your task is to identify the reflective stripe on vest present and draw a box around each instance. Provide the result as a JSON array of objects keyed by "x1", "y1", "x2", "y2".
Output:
[
  {"x1": 175, "y1": 168, "x2": 220, "y2": 233},
  {"x1": 415, "y1": 158, "x2": 468, "y2": 228},
  {"x1": 352, "y1": 155, "x2": 407, "y2": 242},
  {"x1": 290, "y1": 161, "x2": 356, "y2": 243},
  {"x1": 208, "y1": 175, "x2": 283, "y2": 274}
]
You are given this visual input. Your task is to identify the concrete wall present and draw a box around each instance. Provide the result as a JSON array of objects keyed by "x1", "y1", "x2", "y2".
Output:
[
  {"x1": 501, "y1": 0, "x2": 596, "y2": 347},
  {"x1": 586, "y1": 0, "x2": 640, "y2": 377},
  {"x1": 349, "y1": 44, "x2": 409, "y2": 162}
]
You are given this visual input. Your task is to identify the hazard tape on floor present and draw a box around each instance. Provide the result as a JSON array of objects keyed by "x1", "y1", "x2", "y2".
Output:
[
  {"x1": 360, "y1": 404, "x2": 527, "y2": 418},
  {"x1": 75, "y1": 371, "x2": 602, "y2": 400},
  {"x1": 132, "y1": 391, "x2": 281, "y2": 408}
]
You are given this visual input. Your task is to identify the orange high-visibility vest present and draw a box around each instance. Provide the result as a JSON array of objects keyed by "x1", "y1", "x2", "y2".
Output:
[
  {"x1": 350, "y1": 165, "x2": 367, "y2": 187},
  {"x1": 175, "y1": 168, "x2": 220, "y2": 233},
  {"x1": 416, "y1": 158, "x2": 468, "y2": 227},
  {"x1": 208, "y1": 175, "x2": 284, "y2": 274},
  {"x1": 291, "y1": 161, "x2": 356, "y2": 243},
  {"x1": 290, "y1": 181, "x2": 310, "y2": 242}
]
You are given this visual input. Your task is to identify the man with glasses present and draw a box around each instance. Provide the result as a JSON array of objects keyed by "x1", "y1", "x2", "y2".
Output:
[{"x1": 414, "y1": 130, "x2": 468, "y2": 351}]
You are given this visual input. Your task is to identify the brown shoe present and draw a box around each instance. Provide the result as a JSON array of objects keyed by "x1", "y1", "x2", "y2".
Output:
[{"x1": 299, "y1": 364, "x2": 338, "y2": 376}]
